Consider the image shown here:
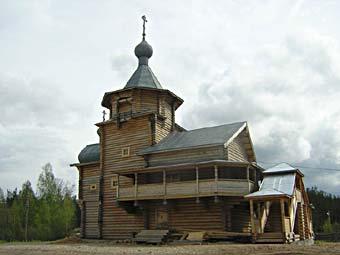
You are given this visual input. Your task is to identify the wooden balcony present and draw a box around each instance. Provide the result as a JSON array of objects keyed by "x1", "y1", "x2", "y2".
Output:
[{"x1": 117, "y1": 178, "x2": 255, "y2": 201}]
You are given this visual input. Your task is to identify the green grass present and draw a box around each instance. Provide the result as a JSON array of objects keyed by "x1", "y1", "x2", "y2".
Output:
[{"x1": 0, "y1": 240, "x2": 48, "y2": 245}]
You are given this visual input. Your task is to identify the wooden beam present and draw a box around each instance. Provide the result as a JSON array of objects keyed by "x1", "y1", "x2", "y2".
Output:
[
  {"x1": 163, "y1": 170, "x2": 166, "y2": 198},
  {"x1": 196, "y1": 166, "x2": 199, "y2": 196},
  {"x1": 246, "y1": 165, "x2": 251, "y2": 192},
  {"x1": 214, "y1": 165, "x2": 218, "y2": 193},
  {"x1": 116, "y1": 174, "x2": 120, "y2": 199},
  {"x1": 257, "y1": 202, "x2": 261, "y2": 233},
  {"x1": 249, "y1": 200, "x2": 256, "y2": 238},
  {"x1": 280, "y1": 199, "x2": 286, "y2": 238}
]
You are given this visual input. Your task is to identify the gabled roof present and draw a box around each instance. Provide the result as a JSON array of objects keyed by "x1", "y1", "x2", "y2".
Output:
[
  {"x1": 264, "y1": 163, "x2": 304, "y2": 176},
  {"x1": 245, "y1": 163, "x2": 302, "y2": 199},
  {"x1": 245, "y1": 173, "x2": 296, "y2": 199},
  {"x1": 125, "y1": 64, "x2": 163, "y2": 89},
  {"x1": 140, "y1": 121, "x2": 247, "y2": 155}
]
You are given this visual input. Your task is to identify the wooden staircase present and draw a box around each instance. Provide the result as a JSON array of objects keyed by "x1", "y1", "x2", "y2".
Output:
[
  {"x1": 256, "y1": 203, "x2": 285, "y2": 243},
  {"x1": 255, "y1": 232, "x2": 284, "y2": 243}
]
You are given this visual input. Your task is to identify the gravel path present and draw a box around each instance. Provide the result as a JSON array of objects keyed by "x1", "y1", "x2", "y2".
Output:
[{"x1": 0, "y1": 242, "x2": 340, "y2": 255}]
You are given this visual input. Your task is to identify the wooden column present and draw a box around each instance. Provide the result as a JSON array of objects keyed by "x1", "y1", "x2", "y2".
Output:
[
  {"x1": 246, "y1": 165, "x2": 251, "y2": 192},
  {"x1": 196, "y1": 166, "x2": 199, "y2": 195},
  {"x1": 163, "y1": 170, "x2": 167, "y2": 198},
  {"x1": 257, "y1": 203, "x2": 262, "y2": 233},
  {"x1": 116, "y1": 174, "x2": 120, "y2": 199},
  {"x1": 214, "y1": 165, "x2": 218, "y2": 193},
  {"x1": 249, "y1": 200, "x2": 256, "y2": 238},
  {"x1": 134, "y1": 173, "x2": 138, "y2": 199},
  {"x1": 280, "y1": 199, "x2": 286, "y2": 239}
]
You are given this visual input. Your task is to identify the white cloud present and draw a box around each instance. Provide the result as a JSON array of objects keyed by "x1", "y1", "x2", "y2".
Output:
[{"x1": 182, "y1": 29, "x2": 340, "y2": 194}]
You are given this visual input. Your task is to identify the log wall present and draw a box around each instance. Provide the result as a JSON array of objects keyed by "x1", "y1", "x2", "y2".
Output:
[
  {"x1": 80, "y1": 164, "x2": 100, "y2": 238},
  {"x1": 148, "y1": 146, "x2": 225, "y2": 167},
  {"x1": 227, "y1": 133, "x2": 249, "y2": 162},
  {"x1": 147, "y1": 198, "x2": 224, "y2": 231},
  {"x1": 100, "y1": 117, "x2": 152, "y2": 239},
  {"x1": 102, "y1": 117, "x2": 151, "y2": 173}
]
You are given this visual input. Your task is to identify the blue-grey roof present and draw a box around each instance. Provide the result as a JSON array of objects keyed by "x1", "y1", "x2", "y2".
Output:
[
  {"x1": 264, "y1": 163, "x2": 303, "y2": 176},
  {"x1": 124, "y1": 39, "x2": 163, "y2": 89},
  {"x1": 141, "y1": 121, "x2": 246, "y2": 154},
  {"x1": 245, "y1": 173, "x2": 296, "y2": 198},
  {"x1": 245, "y1": 163, "x2": 300, "y2": 199},
  {"x1": 78, "y1": 143, "x2": 100, "y2": 163},
  {"x1": 125, "y1": 64, "x2": 163, "y2": 89}
]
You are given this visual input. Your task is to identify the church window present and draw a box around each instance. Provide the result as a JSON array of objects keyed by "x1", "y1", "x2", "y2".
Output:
[{"x1": 122, "y1": 147, "x2": 130, "y2": 157}]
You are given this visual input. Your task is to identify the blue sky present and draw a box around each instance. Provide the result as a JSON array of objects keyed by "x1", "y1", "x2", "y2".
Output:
[{"x1": 0, "y1": 0, "x2": 340, "y2": 195}]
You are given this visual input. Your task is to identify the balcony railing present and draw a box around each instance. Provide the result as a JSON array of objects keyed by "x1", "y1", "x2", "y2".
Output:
[{"x1": 117, "y1": 178, "x2": 255, "y2": 201}]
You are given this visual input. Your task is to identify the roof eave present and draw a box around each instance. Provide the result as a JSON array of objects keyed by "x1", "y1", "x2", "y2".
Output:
[
  {"x1": 101, "y1": 87, "x2": 184, "y2": 109},
  {"x1": 70, "y1": 161, "x2": 100, "y2": 168},
  {"x1": 244, "y1": 194, "x2": 291, "y2": 200}
]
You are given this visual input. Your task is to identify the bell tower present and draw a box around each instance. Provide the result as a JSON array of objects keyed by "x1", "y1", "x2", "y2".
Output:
[{"x1": 100, "y1": 16, "x2": 183, "y2": 144}]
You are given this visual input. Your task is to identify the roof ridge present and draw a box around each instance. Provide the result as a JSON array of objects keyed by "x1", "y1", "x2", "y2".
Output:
[
  {"x1": 187, "y1": 121, "x2": 246, "y2": 132},
  {"x1": 86, "y1": 143, "x2": 99, "y2": 146}
]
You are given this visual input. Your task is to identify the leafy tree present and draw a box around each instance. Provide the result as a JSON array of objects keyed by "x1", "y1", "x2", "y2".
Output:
[
  {"x1": 0, "y1": 163, "x2": 77, "y2": 241},
  {"x1": 35, "y1": 163, "x2": 76, "y2": 240}
]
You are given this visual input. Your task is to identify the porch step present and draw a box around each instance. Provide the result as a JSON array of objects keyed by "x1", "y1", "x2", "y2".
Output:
[
  {"x1": 255, "y1": 232, "x2": 285, "y2": 243},
  {"x1": 134, "y1": 230, "x2": 169, "y2": 244}
]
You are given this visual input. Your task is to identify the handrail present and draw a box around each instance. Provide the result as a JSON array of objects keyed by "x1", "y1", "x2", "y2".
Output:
[{"x1": 121, "y1": 178, "x2": 252, "y2": 188}]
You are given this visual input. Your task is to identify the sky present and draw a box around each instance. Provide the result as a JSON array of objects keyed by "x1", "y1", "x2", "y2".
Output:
[{"x1": 1, "y1": 0, "x2": 340, "y2": 195}]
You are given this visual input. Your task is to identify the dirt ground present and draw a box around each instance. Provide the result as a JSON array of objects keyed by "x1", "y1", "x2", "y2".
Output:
[{"x1": 0, "y1": 242, "x2": 340, "y2": 255}]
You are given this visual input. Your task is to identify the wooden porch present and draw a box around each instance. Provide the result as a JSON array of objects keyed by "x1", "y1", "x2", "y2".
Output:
[
  {"x1": 115, "y1": 163, "x2": 259, "y2": 201},
  {"x1": 118, "y1": 178, "x2": 255, "y2": 201}
]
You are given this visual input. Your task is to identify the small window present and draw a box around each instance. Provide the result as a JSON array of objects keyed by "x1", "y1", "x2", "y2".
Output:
[
  {"x1": 90, "y1": 184, "x2": 97, "y2": 191},
  {"x1": 111, "y1": 177, "x2": 117, "y2": 188},
  {"x1": 122, "y1": 147, "x2": 130, "y2": 157}
]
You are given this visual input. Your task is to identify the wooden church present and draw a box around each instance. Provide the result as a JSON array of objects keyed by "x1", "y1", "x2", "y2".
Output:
[{"x1": 71, "y1": 17, "x2": 313, "y2": 243}]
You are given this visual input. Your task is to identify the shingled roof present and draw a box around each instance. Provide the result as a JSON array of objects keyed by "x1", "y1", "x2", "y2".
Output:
[
  {"x1": 141, "y1": 121, "x2": 247, "y2": 155},
  {"x1": 78, "y1": 143, "x2": 100, "y2": 163},
  {"x1": 125, "y1": 64, "x2": 163, "y2": 89}
]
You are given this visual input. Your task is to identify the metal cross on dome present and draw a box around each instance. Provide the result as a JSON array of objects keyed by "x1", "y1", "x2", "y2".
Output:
[{"x1": 142, "y1": 15, "x2": 147, "y2": 40}]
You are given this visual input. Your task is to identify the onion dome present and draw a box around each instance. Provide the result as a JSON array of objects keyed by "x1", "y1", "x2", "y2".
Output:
[
  {"x1": 124, "y1": 15, "x2": 163, "y2": 89},
  {"x1": 135, "y1": 40, "x2": 153, "y2": 59}
]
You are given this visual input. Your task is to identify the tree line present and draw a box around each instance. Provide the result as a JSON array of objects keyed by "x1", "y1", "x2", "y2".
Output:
[
  {"x1": 0, "y1": 163, "x2": 79, "y2": 241},
  {"x1": 307, "y1": 187, "x2": 340, "y2": 233}
]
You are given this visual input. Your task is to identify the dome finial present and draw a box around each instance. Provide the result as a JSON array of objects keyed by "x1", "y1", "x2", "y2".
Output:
[
  {"x1": 134, "y1": 15, "x2": 153, "y2": 65},
  {"x1": 142, "y1": 15, "x2": 147, "y2": 40}
]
